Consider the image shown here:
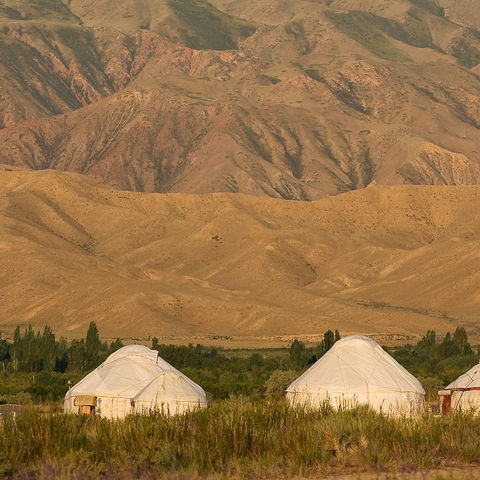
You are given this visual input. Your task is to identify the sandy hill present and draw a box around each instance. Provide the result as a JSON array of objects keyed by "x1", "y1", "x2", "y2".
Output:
[
  {"x1": 1, "y1": 165, "x2": 480, "y2": 341},
  {"x1": 1, "y1": 0, "x2": 480, "y2": 199}
]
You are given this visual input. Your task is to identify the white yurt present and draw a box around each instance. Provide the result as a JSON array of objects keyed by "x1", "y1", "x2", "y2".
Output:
[
  {"x1": 439, "y1": 362, "x2": 480, "y2": 414},
  {"x1": 64, "y1": 345, "x2": 207, "y2": 418},
  {"x1": 286, "y1": 335, "x2": 425, "y2": 415}
]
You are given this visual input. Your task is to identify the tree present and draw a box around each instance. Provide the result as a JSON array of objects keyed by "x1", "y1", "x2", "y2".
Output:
[
  {"x1": 438, "y1": 332, "x2": 459, "y2": 358},
  {"x1": 453, "y1": 327, "x2": 472, "y2": 356},
  {"x1": 12, "y1": 326, "x2": 20, "y2": 372},
  {"x1": 85, "y1": 321, "x2": 101, "y2": 369},
  {"x1": 247, "y1": 353, "x2": 263, "y2": 370},
  {"x1": 265, "y1": 370, "x2": 298, "y2": 396},
  {"x1": 0, "y1": 337, "x2": 10, "y2": 368},
  {"x1": 323, "y1": 330, "x2": 335, "y2": 351},
  {"x1": 418, "y1": 330, "x2": 436, "y2": 349},
  {"x1": 40, "y1": 325, "x2": 56, "y2": 371},
  {"x1": 317, "y1": 329, "x2": 340, "y2": 357},
  {"x1": 289, "y1": 339, "x2": 307, "y2": 367},
  {"x1": 66, "y1": 339, "x2": 86, "y2": 372},
  {"x1": 109, "y1": 338, "x2": 124, "y2": 354}
]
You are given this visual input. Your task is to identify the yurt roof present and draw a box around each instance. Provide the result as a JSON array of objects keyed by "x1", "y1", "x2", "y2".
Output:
[
  {"x1": 287, "y1": 335, "x2": 425, "y2": 395},
  {"x1": 445, "y1": 362, "x2": 480, "y2": 390},
  {"x1": 69, "y1": 345, "x2": 199, "y2": 399},
  {"x1": 133, "y1": 371, "x2": 206, "y2": 403},
  {"x1": 104, "y1": 344, "x2": 159, "y2": 365}
]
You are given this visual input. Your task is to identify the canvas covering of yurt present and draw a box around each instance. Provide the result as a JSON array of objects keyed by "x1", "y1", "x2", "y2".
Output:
[
  {"x1": 286, "y1": 335, "x2": 425, "y2": 415},
  {"x1": 64, "y1": 345, "x2": 207, "y2": 418},
  {"x1": 439, "y1": 362, "x2": 480, "y2": 413}
]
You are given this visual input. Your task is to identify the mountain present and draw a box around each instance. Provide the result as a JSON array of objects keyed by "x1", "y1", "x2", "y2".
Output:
[
  {"x1": 1, "y1": 166, "x2": 480, "y2": 341},
  {"x1": 1, "y1": 0, "x2": 480, "y2": 199}
]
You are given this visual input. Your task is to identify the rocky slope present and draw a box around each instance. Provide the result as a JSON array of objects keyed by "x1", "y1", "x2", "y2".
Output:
[
  {"x1": 1, "y1": 0, "x2": 480, "y2": 198},
  {"x1": 1, "y1": 166, "x2": 480, "y2": 340}
]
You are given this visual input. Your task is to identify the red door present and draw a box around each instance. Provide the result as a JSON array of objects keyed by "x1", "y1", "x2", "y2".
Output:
[{"x1": 441, "y1": 394, "x2": 451, "y2": 415}]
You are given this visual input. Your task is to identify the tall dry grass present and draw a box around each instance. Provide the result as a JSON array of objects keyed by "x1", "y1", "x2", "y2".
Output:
[{"x1": 1, "y1": 398, "x2": 480, "y2": 478}]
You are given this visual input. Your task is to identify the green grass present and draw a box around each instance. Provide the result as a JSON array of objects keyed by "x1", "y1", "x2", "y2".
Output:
[
  {"x1": 168, "y1": 0, "x2": 257, "y2": 50},
  {"x1": 3, "y1": 400, "x2": 480, "y2": 478},
  {"x1": 325, "y1": 10, "x2": 411, "y2": 62}
]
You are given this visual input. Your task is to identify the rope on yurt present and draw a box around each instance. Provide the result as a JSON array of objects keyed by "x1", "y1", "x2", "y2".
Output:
[{"x1": 454, "y1": 365, "x2": 479, "y2": 410}]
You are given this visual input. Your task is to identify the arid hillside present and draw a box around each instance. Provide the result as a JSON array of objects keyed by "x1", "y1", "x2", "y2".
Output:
[
  {"x1": 1, "y1": 0, "x2": 480, "y2": 199},
  {"x1": 1, "y1": 166, "x2": 480, "y2": 341}
]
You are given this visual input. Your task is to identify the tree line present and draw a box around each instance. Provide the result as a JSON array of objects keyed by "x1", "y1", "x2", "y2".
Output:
[
  {"x1": 387, "y1": 326, "x2": 478, "y2": 398},
  {"x1": 0, "y1": 322, "x2": 477, "y2": 402},
  {"x1": 0, "y1": 322, "x2": 124, "y2": 373}
]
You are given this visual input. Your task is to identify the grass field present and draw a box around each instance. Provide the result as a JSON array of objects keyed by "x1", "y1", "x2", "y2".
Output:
[{"x1": 2, "y1": 399, "x2": 480, "y2": 479}]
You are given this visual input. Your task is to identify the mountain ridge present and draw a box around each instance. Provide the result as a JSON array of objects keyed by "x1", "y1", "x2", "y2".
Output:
[{"x1": 1, "y1": 0, "x2": 480, "y2": 199}]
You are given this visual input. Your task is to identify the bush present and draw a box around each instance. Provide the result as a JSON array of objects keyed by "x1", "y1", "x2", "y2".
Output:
[{"x1": 264, "y1": 369, "x2": 298, "y2": 396}]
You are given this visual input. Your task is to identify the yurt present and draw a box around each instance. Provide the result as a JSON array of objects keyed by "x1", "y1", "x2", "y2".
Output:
[
  {"x1": 64, "y1": 345, "x2": 207, "y2": 418},
  {"x1": 286, "y1": 335, "x2": 425, "y2": 415},
  {"x1": 439, "y1": 362, "x2": 480, "y2": 414}
]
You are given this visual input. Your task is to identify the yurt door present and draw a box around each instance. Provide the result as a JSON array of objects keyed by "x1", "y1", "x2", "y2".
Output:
[
  {"x1": 74, "y1": 395, "x2": 97, "y2": 414},
  {"x1": 441, "y1": 394, "x2": 451, "y2": 415}
]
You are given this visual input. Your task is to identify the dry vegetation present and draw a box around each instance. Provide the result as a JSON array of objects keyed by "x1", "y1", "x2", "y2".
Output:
[
  {"x1": 3, "y1": 400, "x2": 480, "y2": 479},
  {"x1": 2, "y1": 166, "x2": 480, "y2": 340}
]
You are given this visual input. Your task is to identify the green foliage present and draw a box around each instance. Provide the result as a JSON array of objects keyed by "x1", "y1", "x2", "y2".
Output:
[
  {"x1": 389, "y1": 327, "x2": 477, "y2": 399},
  {"x1": 325, "y1": 10, "x2": 411, "y2": 62},
  {"x1": 109, "y1": 337, "x2": 124, "y2": 353},
  {"x1": 3, "y1": 401, "x2": 480, "y2": 477},
  {"x1": 3, "y1": 323, "x2": 477, "y2": 405},
  {"x1": 151, "y1": 340, "x2": 282, "y2": 398},
  {"x1": 4, "y1": 324, "x2": 119, "y2": 377},
  {"x1": 288, "y1": 330, "x2": 340, "y2": 368},
  {"x1": 25, "y1": 371, "x2": 78, "y2": 401},
  {"x1": 0, "y1": 337, "x2": 10, "y2": 366},
  {"x1": 65, "y1": 338, "x2": 86, "y2": 372},
  {"x1": 264, "y1": 369, "x2": 297, "y2": 395},
  {"x1": 11, "y1": 325, "x2": 65, "y2": 372},
  {"x1": 167, "y1": 0, "x2": 257, "y2": 50},
  {"x1": 85, "y1": 321, "x2": 101, "y2": 369},
  {"x1": 289, "y1": 339, "x2": 308, "y2": 367},
  {"x1": 0, "y1": 370, "x2": 83, "y2": 403}
]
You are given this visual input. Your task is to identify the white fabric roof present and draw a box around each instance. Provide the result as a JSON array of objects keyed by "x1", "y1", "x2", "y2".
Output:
[
  {"x1": 65, "y1": 345, "x2": 206, "y2": 417},
  {"x1": 445, "y1": 362, "x2": 480, "y2": 390},
  {"x1": 286, "y1": 335, "x2": 424, "y2": 413},
  {"x1": 133, "y1": 371, "x2": 207, "y2": 407}
]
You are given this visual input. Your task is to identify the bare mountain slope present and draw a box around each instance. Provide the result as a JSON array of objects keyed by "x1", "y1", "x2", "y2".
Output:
[
  {"x1": 1, "y1": 166, "x2": 480, "y2": 340},
  {"x1": 1, "y1": 0, "x2": 480, "y2": 198}
]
